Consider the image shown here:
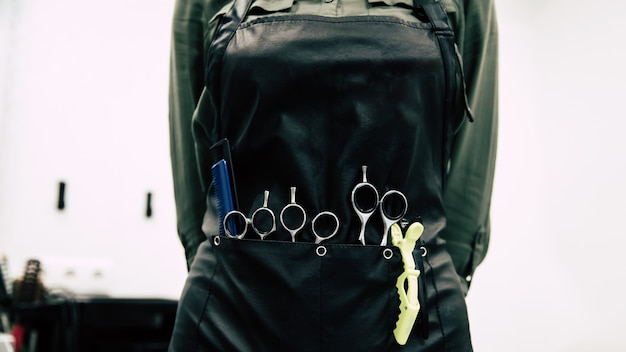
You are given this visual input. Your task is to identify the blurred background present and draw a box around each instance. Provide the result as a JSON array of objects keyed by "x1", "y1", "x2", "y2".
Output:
[
  {"x1": 0, "y1": 0, "x2": 186, "y2": 299},
  {"x1": 466, "y1": 1, "x2": 626, "y2": 351},
  {"x1": 1, "y1": 0, "x2": 625, "y2": 351}
]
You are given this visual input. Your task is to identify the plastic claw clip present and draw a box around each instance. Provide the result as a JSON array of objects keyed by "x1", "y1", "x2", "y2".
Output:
[{"x1": 390, "y1": 221, "x2": 424, "y2": 345}]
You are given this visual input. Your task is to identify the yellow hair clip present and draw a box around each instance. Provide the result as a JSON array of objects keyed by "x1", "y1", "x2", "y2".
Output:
[{"x1": 390, "y1": 221, "x2": 424, "y2": 345}]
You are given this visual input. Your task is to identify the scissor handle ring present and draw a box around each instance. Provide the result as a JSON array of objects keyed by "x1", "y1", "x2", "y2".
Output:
[
  {"x1": 380, "y1": 190, "x2": 408, "y2": 221},
  {"x1": 312, "y1": 211, "x2": 340, "y2": 244},
  {"x1": 251, "y1": 207, "x2": 277, "y2": 239},
  {"x1": 223, "y1": 210, "x2": 248, "y2": 239},
  {"x1": 351, "y1": 182, "x2": 380, "y2": 214},
  {"x1": 279, "y1": 203, "x2": 307, "y2": 232}
]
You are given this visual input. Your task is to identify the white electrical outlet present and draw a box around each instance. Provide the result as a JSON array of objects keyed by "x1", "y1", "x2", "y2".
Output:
[{"x1": 39, "y1": 256, "x2": 114, "y2": 297}]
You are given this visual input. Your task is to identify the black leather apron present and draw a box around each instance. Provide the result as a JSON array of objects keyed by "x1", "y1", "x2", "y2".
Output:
[{"x1": 169, "y1": 0, "x2": 473, "y2": 350}]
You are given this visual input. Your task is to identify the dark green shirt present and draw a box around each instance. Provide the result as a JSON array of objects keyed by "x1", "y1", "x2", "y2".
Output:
[{"x1": 168, "y1": 0, "x2": 498, "y2": 294}]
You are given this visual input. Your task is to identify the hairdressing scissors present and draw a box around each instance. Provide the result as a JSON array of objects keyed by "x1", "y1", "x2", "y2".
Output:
[
  {"x1": 279, "y1": 187, "x2": 307, "y2": 242},
  {"x1": 351, "y1": 165, "x2": 408, "y2": 246},
  {"x1": 223, "y1": 190, "x2": 276, "y2": 239},
  {"x1": 311, "y1": 211, "x2": 340, "y2": 244}
]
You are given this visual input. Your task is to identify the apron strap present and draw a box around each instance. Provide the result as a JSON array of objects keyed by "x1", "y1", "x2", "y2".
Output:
[
  {"x1": 416, "y1": 0, "x2": 475, "y2": 123},
  {"x1": 204, "y1": 0, "x2": 252, "y2": 87},
  {"x1": 414, "y1": 0, "x2": 453, "y2": 32}
]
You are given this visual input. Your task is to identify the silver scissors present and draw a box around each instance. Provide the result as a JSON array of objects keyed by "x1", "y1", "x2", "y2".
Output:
[
  {"x1": 351, "y1": 165, "x2": 408, "y2": 246},
  {"x1": 223, "y1": 190, "x2": 276, "y2": 239},
  {"x1": 311, "y1": 211, "x2": 340, "y2": 244},
  {"x1": 279, "y1": 187, "x2": 307, "y2": 242}
]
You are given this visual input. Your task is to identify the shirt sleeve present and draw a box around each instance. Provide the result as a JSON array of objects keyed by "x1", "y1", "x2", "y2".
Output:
[
  {"x1": 168, "y1": 0, "x2": 221, "y2": 269},
  {"x1": 441, "y1": 0, "x2": 499, "y2": 294}
]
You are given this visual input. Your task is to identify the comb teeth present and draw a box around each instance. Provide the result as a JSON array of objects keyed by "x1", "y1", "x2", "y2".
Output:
[
  {"x1": 214, "y1": 189, "x2": 226, "y2": 237},
  {"x1": 212, "y1": 159, "x2": 235, "y2": 237}
]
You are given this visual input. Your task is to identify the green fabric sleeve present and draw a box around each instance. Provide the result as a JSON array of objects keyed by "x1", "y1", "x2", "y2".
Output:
[
  {"x1": 441, "y1": 0, "x2": 499, "y2": 294},
  {"x1": 169, "y1": 0, "x2": 234, "y2": 269},
  {"x1": 168, "y1": 0, "x2": 215, "y2": 269}
]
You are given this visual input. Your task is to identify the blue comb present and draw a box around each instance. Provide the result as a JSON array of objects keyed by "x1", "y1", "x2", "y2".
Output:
[{"x1": 212, "y1": 159, "x2": 235, "y2": 237}]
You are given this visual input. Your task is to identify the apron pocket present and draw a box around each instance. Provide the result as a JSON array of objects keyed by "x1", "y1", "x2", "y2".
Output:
[{"x1": 203, "y1": 236, "x2": 404, "y2": 352}]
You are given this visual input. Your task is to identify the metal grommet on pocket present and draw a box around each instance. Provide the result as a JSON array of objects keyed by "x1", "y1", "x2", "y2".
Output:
[
  {"x1": 316, "y1": 245, "x2": 327, "y2": 257},
  {"x1": 420, "y1": 245, "x2": 427, "y2": 257},
  {"x1": 383, "y1": 248, "x2": 393, "y2": 260},
  {"x1": 213, "y1": 236, "x2": 221, "y2": 247}
]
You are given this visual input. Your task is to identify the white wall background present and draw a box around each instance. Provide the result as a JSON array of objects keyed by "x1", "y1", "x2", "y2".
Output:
[
  {"x1": 1, "y1": 0, "x2": 626, "y2": 351},
  {"x1": 0, "y1": 0, "x2": 187, "y2": 299},
  {"x1": 466, "y1": 1, "x2": 626, "y2": 351}
]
